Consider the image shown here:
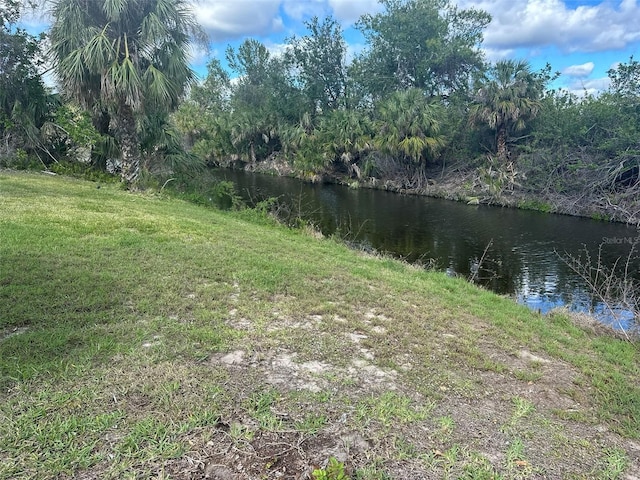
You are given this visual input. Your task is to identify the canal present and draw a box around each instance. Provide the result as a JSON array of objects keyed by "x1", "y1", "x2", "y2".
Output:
[{"x1": 213, "y1": 168, "x2": 639, "y2": 329}]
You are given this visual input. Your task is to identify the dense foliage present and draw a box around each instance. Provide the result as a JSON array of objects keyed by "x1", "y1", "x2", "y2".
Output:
[
  {"x1": 48, "y1": 0, "x2": 200, "y2": 186},
  {"x1": 1, "y1": 0, "x2": 638, "y2": 222},
  {"x1": 351, "y1": 0, "x2": 490, "y2": 98},
  {"x1": 0, "y1": 1, "x2": 53, "y2": 165}
]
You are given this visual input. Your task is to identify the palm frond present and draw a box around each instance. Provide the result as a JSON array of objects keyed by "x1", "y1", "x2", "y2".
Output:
[
  {"x1": 102, "y1": 0, "x2": 127, "y2": 20},
  {"x1": 143, "y1": 65, "x2": 175, "y2": 105},
  {"x1": 83, "y1": 24, "x2": 116, "y2": 71}
]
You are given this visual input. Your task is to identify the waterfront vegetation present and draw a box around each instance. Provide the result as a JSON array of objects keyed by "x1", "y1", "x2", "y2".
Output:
[
  {"x1": 1, "y1": 1, "x2": 639, "y2": 223},
  {"x1": 1, "y1": 171, "x2": 639, "y2": 478}
]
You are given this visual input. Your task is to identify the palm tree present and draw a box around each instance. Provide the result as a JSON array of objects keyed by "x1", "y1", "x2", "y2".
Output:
[
  {"x1": 469, "y1": 60, "x2": 542, "y2": 163},
  {"x1": 48, "y1": 0, "x2": 198, "y2": 186},
  {"x1": 317, "y1": 109, "x2": 373, "y2": 175},
  {"x1": 374, "y1": 88, "x2": 444, "y2": 164},
  {"x1": 229, "y1": 109, "x2": 279, "y2": 163}
]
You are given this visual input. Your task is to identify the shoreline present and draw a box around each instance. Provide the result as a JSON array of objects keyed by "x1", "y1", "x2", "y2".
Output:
[{"x1": 241, "y1": 158, "x2": 640, "y2": 227}]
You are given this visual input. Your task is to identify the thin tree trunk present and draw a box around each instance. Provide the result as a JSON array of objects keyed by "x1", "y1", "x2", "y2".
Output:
[
  {"x1": 112, "y1": 102, "x2": 140, "y2": 188},
  {"x1": 496, "y1": 125, "x2": 508, "y2": 163}
]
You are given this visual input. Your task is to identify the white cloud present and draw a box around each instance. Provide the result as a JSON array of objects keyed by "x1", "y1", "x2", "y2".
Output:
[
  {"x1": 281, "y1": 0, "x2": 382, "y2": 25},
  {"x1": 481, "y1": 47, "x2": 517, "y2": 63},
  {"x1": 562, "y1": 61, "x2": 594, "y2": 77},
  {"x1": 459, "y1": 0, "x2": 640, "y2": 53},
  {"x1": 192, "y1": 0, "x2": 381, "y2": 42},
  {"x1": 264, "y1": 41, "x2": 291, "y2": 59},
  {"x1": 609, "y1": 61, "x2": 622, "y2": 71},
  {"x1": 328, "y1": 0, "x2": 382, "y2": 24},
  {"x1": 564, "y1": 76, "x2": 611, "y2": 96},
  {"x1": 192, "y1": 0, "x2": 284, "y2": 41},
  {"x1": 188, "y1": 43, "x2": 211, "y2": 68},
  {"x1": 283, "y1": 0, "x2": 328, "y2": 21}
]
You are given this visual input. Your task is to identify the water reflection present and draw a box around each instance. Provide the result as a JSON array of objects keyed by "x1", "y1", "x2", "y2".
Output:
[{"x1": 215, "y1": 169, "x2": 639, "y2": 328}]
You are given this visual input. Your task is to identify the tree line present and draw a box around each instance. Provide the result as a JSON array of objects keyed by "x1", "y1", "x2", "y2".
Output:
[{"x1": 1, "y1": 0, "x2": 639, "y2": 222}]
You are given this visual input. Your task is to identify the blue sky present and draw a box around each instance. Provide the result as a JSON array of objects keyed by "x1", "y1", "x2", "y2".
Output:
[
  {"x1": 189, "y1": 0, "x2": 640, "y2": 94},
  {"x1": 21, "y1": 0, "x2": 640, "y2": 95}
]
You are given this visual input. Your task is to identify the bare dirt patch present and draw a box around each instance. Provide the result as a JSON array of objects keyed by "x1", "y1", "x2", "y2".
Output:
[
  {"x1": 194, "y1": 308, "x2": 640, "y2": 479},
  {"x1": 0, "y1": 326, "x2": 28, "y2": 342},
  {"x1": 163, "y1": 429, "x2": 372, "y2": 479}
]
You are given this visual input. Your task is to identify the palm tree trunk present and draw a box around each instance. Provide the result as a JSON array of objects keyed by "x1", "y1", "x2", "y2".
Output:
[
  {"x1": 112, "y1": 102, "x2": 140, "y2": 187},
  {"x1": 496, "y1": 125, "x2": 508, "y2": 163}
]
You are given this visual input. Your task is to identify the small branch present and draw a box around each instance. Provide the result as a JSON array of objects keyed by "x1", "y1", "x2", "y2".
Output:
[
  {"x1": 470, "y1": 239, "x2": 494, "y2": 283},
  {"x1": 557, "y1": 244, "x2": 638, "y2": 340},
  {"x1": 160, "y1": 178, "x2": 175, "y2": 193}
]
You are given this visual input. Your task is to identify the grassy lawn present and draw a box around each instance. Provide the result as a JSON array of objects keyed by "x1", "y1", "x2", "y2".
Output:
[{"x1": 1, "y1": 170, "x2": 638, "y2": 479}]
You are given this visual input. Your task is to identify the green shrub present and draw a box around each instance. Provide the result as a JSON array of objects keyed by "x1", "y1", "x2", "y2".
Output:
[
  {"x1": 0, "y1": 149, "x2": 42, "y2": 170},
  {"x1": 312, "y1": 457, "x2": 350, "y2": 480}
]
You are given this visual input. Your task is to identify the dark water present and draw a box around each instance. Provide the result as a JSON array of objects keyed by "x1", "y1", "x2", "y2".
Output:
[{"x1": 214, "y1": 169, "x2": 640, "y2": 329}]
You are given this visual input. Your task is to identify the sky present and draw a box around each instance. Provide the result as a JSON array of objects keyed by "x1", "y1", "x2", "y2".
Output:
[
  {"x1": 21, "y1": 0, "x2": 640, "y2": 95},
  {"x1": 188, "y1": 0, "x2": 640, "y2": 95}
]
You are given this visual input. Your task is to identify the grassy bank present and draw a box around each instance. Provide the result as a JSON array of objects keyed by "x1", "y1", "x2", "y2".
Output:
[{"x1": 1, "y1": 171, "x2": 638, "y2": 479}]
